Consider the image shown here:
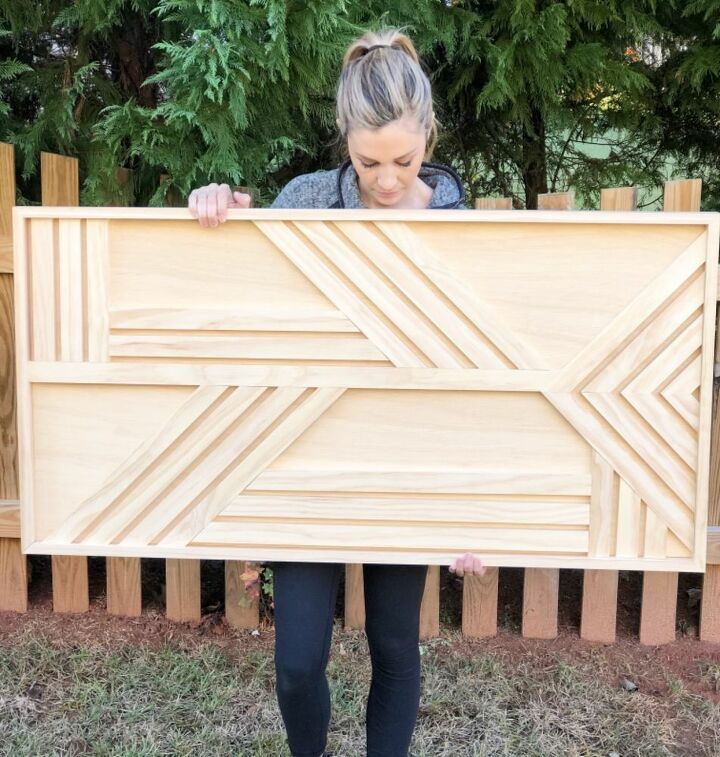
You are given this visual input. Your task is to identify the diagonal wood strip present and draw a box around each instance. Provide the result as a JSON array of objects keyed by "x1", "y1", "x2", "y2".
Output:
[
  {"x1": 253, "y1": 220, "x2": 424, "y2": 367},
  {"x1": 154, "y1": 387, "x2": 346, "y2": 547},
  {"x1": 373, "y1": 221, "x2": 549, "y2": 370},
  {"x1": 47, "y1": 386, "x2": 265, "y2": 544},
  {"x1": 552, "y1": 231, "x2": 707, "y2": 391}
]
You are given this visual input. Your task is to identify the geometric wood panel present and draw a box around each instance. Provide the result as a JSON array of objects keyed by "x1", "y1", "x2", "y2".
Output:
[{"x1": 12, "y1": 207, "x2": 720, "y2": 570}]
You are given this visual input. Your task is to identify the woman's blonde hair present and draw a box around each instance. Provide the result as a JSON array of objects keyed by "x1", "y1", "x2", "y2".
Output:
[{"x1": 335, "y1": 28, "x2": 438, "y2": 160}]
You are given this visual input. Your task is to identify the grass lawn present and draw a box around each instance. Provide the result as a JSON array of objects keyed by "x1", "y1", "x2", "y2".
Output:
[{"x1": 1, "y1": 614, "x2": 720, "y2": 756}]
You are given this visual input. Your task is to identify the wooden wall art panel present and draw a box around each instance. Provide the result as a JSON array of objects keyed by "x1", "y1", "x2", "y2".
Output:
[{"x1": 12, "y1": 208, "x2": 720, "y2": 570}]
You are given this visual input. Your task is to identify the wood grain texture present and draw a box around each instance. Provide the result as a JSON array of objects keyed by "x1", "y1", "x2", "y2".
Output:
[
  {"x1": 462, "y1": 567, "x2": 499, "y2": 638},
  {"x1": 166, "y1": 558, "x2": 200, "y2": 623},
  {"x1": 225, "y1": 560, "x2": 260, "y2": 629},
  {"x1": 41, "y1": 153, "x2": 87, "y2": 617},
  {"x1": 419, "y1": 565, "x2": 439, "y2": 639},
  {"x1": 51, "y1": 554, "x2": 89, "y2": 613},
  {"x1": 40, "y1": 152, "x2": 79, "y2": 207},
  {"x1": 0, "y1": 536, "x2": 27, "y2": 612},
  {"x1": 522, "y1": 568, "x2": 559, "y2": 639},
  {"x1": 12, "y1": 209, "x2": 718, "y2": 571},
  {"x1": 635, "y1": 179, "x2": 704, "y2": 645},
  {"x1": 0, "y1": 274, "x2": 17, "y2": 502},
  {"x1": 538, "y1": 192, "x2": 575, "y2": 211},
  {"x1": 700, "y1": 564, "x2": 720, "y2": 642},
  {"x1": 475, "y1": 197, "x2": 512, "y2": 210},
  {"x1": 599, "y1": 187, "x2": 638, "y2": 212},
  {"x1": 0, "y1": 142, "x2": 14, "y2": 273},
  {"x1": 580, "y1": 569, "x2": 618, "y2": 642},
  {"x1": 344, "y1": 563, "x2": 365, "y2": 630},
  {"x1": 106, "y1": 556, "x2": 141, "y2": 616},
  {"x1": 639, "y1": 571, "x2": 678, "y2": 645}
]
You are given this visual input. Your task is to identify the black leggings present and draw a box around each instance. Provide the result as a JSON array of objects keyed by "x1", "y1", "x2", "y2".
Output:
[{"x1": 271, "y1": 561, "x2": 429, "y2": 757}]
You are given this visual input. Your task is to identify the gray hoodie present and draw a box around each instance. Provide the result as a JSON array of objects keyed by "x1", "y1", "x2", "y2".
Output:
[{"x1": 270, "y1": 159, "x2": 466, "y2": 210}]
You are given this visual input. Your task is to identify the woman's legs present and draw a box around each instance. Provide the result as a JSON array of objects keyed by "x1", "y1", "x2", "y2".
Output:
[
  {"x1": 273, "y1": 561, "x2": 343, "y2": 757},
  {"x1": 363, "y1": 563, "x2": 429, "y2": 757}
]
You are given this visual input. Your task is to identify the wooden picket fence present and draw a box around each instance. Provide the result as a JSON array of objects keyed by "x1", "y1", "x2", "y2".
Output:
[{"x1": 1, "y1": 143, "x2": 719, "y2": 646}]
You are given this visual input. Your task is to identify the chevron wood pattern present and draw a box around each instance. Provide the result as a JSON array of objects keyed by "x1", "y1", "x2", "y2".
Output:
[{"x1": 11, "y1": 207, "x2": 719, "y2": 570}]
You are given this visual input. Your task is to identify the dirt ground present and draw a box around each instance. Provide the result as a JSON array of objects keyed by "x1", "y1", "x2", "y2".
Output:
[{"x1": 1, "y1": 556, "x2": 719, "y2": 707}]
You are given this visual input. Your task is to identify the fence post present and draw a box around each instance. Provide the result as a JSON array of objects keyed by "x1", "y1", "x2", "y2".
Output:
[
  {"x1": 578, "y1": 186, "x2": 638, "y2": 643},
  {"x1": 344, "y1": 564, "x2": 365, "y2": 630},
  {"x1": 0, "y1": 141, "x2": 26, "y2": 613},
  {"x1": 456, "y1": 195, "x2": 515, "y2": 639},
  {"x1": 699, "y1": 179, "x2": 720, "y2": 640},
  {"x1": 475, "y1": 197, "x2": 512, "y2": 210},
  {"x1": 41, "y1": 151, "x2": 90, "y2": 614},
  {"x1": 638, "y1": 179, "x2": 702, "y2": 645},
  {"x1": 102, "y1": 165, "x2": 143, "y2": 617},
  {"x1": 520, "y1": 191, "x2": 576, "y2": 639}
]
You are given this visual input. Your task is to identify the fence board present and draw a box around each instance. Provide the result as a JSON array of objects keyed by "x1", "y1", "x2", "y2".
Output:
[
  {"x1": 537, "y1": 191, "x2": 575, "y2": 211},
  {"x1": 475, "y1": 197, "x2": 512, "y2": 210},
  {"x1": 225, "y1": 560, "x2": 260, "y2": 629},
  {"x1": 40, "y1": 152, "x2": 89, "y2": 614},
  {"x1": 0, "y1": 536, "x2": 26, "y2": 612},
  {"x1": 578, "y1": 186, "x2": 638, "y2": 643},
  {"x1": 107, "y1": 556, "x2": 141, "y2": 616},
  {"x1": 420, "y1": 566, "x2": 440, "y2": 639},
  {"x1": 344, "y1": 564, "x2": 365, "y2": 629},
  {"x1": 0, "y1": 143, "x2": 14, "y2": 273},
  {"x1": 522, "y1": 567, "x2": 559, "y2": 638},
  {"x1": 50, "y1": 554, "x2": 88, "y2": 612},
  {"x1": 639, "y1": 179, "x2": 702, "y2": 645},
  {"x1": 166, "y1": 558, "x2": 201, "y2": 623},
  {"x1": 40, "y1": 152, "x2": 79, "y2": 207},
  {"x1": 0, "y1": 143, "x2": 24, "y2": 612},
  {"x1": 462, "y1": 567, "x2": 499, "y2": 638},
  {"x1": 522, "y1": 191, "x2": 576, "y2": 638},
  {"x1": 703, "y1": 193, "x2": 720, "y2": 641}
]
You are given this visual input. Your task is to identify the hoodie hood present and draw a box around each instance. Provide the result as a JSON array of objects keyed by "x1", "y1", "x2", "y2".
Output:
[{"x1": 333, "y1": 159, "x2": 465, "y2": 209}]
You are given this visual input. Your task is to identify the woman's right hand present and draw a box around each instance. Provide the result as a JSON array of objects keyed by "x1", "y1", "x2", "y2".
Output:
[{"x1": 188, "y1": 182, "x2": 252, "y2": 228}]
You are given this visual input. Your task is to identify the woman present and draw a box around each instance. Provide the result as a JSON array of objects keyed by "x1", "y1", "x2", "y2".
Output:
[{"x1": 189, "y1": 27, "x2": 486, "y2": 757}]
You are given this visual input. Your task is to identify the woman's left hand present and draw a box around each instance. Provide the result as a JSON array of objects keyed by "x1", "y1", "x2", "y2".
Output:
[{"x1": 449, "y1": 552, "x2": 486, "y2": 577}]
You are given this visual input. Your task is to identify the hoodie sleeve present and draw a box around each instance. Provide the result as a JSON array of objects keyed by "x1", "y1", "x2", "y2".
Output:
[{"x1": 270, "y1": 170, "x2": 338, "y2": 209}]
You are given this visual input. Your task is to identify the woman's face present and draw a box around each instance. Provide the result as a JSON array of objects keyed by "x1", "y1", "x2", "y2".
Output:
[{"x1": 347, "y1": 115, "x2": 427, "y2": 208}]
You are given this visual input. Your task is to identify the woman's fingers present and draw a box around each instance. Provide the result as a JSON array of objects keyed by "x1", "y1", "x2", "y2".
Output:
[
  {"x1": 216, "y1": 184, "x2": 230, "y2": 224},
  {"x1": 231, "y1": 191, "x2": 252, "y2": 208},
  {"x1": 196, "y1": 190, "x2": 209, "y2": 228},
  {"x1": 188, "y1": 183, "x2": 250, "y2": 226},
  {"x1": 205, "y1": 183, "x2": 219, "y2": 227},
  {"x1": 449, "y1": 553, "x2": 486, "y2": 578}
]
